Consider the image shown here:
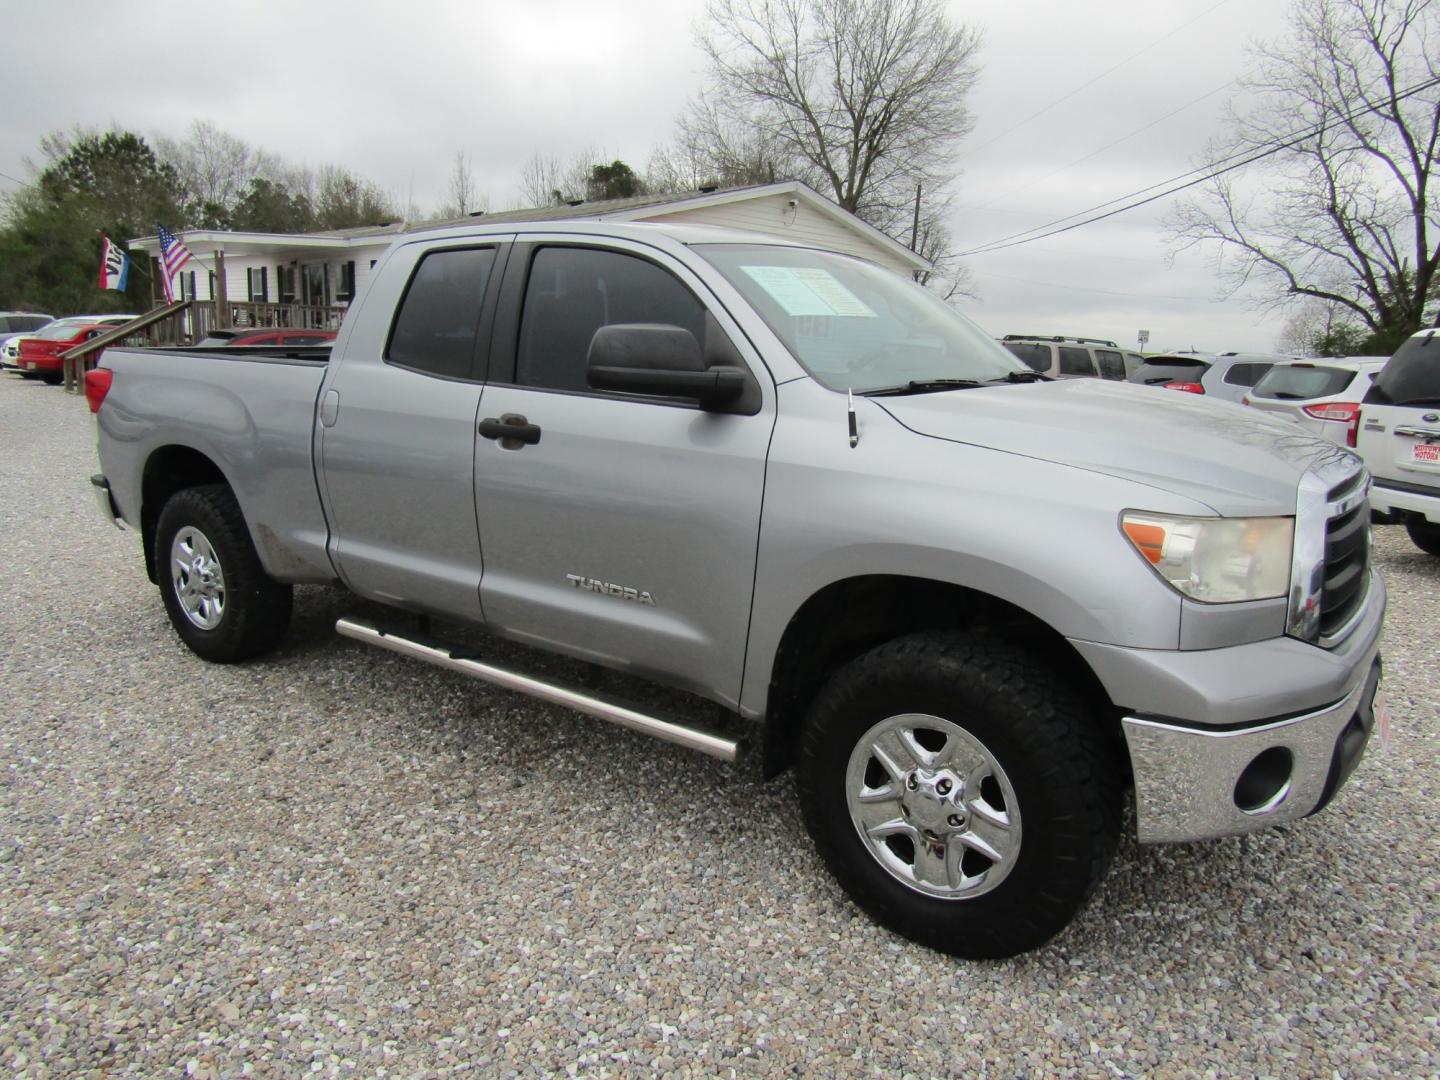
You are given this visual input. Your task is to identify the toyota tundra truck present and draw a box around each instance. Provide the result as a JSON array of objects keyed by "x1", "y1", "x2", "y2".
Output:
[{"x1": 89, "y1": 221, "x2": 1386, "y2": 958}]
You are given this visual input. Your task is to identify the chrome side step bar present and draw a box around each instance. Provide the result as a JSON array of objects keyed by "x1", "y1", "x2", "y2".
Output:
[{"x1": 335, "y1": 617, "x2": 739, "y2": 762}]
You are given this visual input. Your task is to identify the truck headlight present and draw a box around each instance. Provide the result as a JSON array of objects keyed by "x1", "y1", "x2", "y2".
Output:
[{"x1": 1121, "y1": 512, "x2": 1294, "y2": 603}]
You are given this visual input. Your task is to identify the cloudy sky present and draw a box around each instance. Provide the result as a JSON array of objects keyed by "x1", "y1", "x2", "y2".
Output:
[{"x1": 3, "y1": 0, "x2": 1299, "y2": 351}]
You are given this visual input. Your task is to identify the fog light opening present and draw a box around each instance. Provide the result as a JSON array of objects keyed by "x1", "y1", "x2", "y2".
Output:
[{"x1": 1234, "y1": 747, "x2": 1294, "y2": 814}]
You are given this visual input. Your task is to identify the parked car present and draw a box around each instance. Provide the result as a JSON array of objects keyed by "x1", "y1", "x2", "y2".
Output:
[
  {"x1": 999, "y1": 335, "x2": 1143, "y2": 381},
  {"x1": 90, "y1": 220, "x2": 1384, "y2": 960},
  {"x1": 195, "y1": 328, "x2": 338, "y2": 347},
  {"x1": 0, "y1": 312, "x2": 56, "y2": 369},
  {"x1": 1356, "y1": 329, "x2": 1440, "y2": 556},
  {"x1": 1242, "y1": 357, "x2": 1387, "y2": 446},
  {"x1": 13, "y1": 315, "x2": 137, "y2": 384},
  {"x1": 1129, "y1": 352, "x2": 1287, "y2": 403}
]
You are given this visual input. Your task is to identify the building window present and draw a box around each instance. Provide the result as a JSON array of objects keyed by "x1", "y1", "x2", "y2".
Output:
[
  {"x1": 277, "y1": 265, "x2": 298, "y2": 304},
  {"x1": 337, "y1": 260, "x2": 357, "y2": 303},
  {"x1": 247, "y1": 267, "x2": 269, "y2": 302}
]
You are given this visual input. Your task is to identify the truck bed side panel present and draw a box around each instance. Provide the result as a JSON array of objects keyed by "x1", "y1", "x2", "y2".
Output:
[{"x1": 97, "y1": 348, "x2": 335, "y2": 583}]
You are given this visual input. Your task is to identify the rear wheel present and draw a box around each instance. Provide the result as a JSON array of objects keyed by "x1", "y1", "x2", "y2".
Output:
[
  {"x1": 154, "y1": 484, "x2": 292, "y2": 662},
  {"x1": 1405, "y1": 519, "x2": 1440, "y2": 557},
  {"x1": 40, "y1": 371, "x2": 62, "y2": 385},
  {"x1": 797, "y1": 631, "x2": 1120, "y2": 959}
]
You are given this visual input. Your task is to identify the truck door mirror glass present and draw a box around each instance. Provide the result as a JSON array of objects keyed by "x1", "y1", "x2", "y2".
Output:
[{"x1": 586, "y1": 323, "x2": 745, "y2": 408}]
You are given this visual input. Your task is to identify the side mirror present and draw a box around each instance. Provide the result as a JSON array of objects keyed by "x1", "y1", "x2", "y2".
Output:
[{"x1": 586, "y1": 323, "x2": 747, "y2": 409}]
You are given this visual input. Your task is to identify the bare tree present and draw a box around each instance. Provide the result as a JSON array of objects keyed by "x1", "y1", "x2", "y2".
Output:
[
  {"x1": 155, "y1": 121, "x2": 281, "y2": 225},
  {"x1": 1170, "y1": 0, "x2": 1440, "y2": 353},
  {"x1": 517, "y1": 149, "x2": 603, "y2": 207},
  {"x1": 445, "y1": 150, "x2": 482, "y2": 217},
  {"x1": 690, "y1": 0, "x2": 980, "y2": 238}
]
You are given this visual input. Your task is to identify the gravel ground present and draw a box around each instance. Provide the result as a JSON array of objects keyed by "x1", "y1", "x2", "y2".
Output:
[{"x1": 1, "y1": 371, "x2": 1437, "y2": 1079}]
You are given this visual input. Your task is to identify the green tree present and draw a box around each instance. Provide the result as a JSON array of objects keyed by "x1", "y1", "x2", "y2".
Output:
[
  {"x1": 0, "y1": 130, "x2": 183, "y2": 314},
  {"x1": 230, "y1": 177, "x2": 316, "y2": 233},
  {"x1": 586, "y1": 160, "x2": 646, "y2": 201}
]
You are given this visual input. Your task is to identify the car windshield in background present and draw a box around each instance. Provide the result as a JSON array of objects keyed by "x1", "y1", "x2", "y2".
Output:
[
  {"x1": 32, "y1": 320, "x2": 93, "y2": 340},
  {"x1": 1371, "y1": 331, "x2": 1440, "y2": 405},
  {"x1": 696, "y1": 244, "x2": 1027, "y2": 392},
  {"x1": 1250, "y1": 365, "x2": 1354, "y2": 400}
]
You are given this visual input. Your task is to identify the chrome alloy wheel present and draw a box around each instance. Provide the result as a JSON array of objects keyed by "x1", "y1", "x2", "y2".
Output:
[
  {"x1": 170, "y1": 526, "x2": 226, "y2": 630},
  {"x1": 845, "y1": 713, "x2": 1022, "y2": 899}
]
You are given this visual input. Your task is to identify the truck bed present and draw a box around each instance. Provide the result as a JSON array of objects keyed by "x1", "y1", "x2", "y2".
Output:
[{"x1": 97, "y1": 347, "x2": 336, "y2": 584}]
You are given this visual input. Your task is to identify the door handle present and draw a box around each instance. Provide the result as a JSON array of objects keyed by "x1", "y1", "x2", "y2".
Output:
[{"x1": 479, "y1": 413, "x2": 541, "y2": 448}]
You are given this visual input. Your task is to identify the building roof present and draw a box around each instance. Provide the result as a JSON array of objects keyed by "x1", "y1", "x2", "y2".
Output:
[{"x1": 128, "y1": 181, "x2": 930, "y2": 272}]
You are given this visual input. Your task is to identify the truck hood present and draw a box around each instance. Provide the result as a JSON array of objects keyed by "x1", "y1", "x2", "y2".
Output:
[{"x1": 875, "y1": 378, "x2": 1357, "y2": 515}]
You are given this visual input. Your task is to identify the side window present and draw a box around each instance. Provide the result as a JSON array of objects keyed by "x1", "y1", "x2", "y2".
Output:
[
  {"x1": 1058, "y1": 346, "x2": 1095, "y2": 375},
  {"x1": 1223, "y1": 362, "x2": 1270, "y2": 386},
  {"x1": 1001, "y1": 342, "x2": 1052, "y2": 373},
  {"x1": 1095, "y1": 349, "x2": 1126, "y2": 380},
  {"x1": 516, "y1": 246, "x2": 708, "y2": 394},
  {"x1": 386, "y1": 247, "x2": 495, "y2": 380}
]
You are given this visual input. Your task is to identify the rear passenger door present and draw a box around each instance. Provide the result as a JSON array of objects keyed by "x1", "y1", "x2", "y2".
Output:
[
  {"x1": 319, "y1": 240, "x2": 507, "y2": 620},
  {"x1": 1057, "y1": 346, "x2": 1096, "y2": 378},
  {"x1": 471, "y1": 237, "x2": 774, "y2": 707}
]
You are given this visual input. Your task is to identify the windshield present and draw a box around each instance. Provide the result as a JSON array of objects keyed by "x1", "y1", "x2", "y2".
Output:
[
  {"x1": 33, "y1": 319, "x2": 95, "y2": 340},
  {"x1": 1370, "y1": 331, "x2": 1440, "y2": 405},
  {"x1": 695, "y1": 244, "x2": 1026, "y2": 392}
]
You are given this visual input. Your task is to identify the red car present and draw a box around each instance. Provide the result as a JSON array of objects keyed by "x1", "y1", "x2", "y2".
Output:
[
  {"x1": 14, "y1": 315, "x2": 137, "y2": 384},
  {"x1": 197, "y1": 328, "x2": 338, "y2": 347}
]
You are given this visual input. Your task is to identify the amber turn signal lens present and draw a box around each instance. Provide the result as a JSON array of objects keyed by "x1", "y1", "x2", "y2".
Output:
[{"x1": 1122, "y1": 520, "x2": 1166, "y2": 565}]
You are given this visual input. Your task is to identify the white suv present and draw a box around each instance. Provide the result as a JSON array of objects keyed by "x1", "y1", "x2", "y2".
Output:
[{"x1": 1356, "y1": 329, "x2": 1440, "y2": 556}]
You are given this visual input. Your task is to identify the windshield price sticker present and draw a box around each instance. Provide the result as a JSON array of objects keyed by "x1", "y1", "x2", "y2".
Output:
[{"x1": 741, "y1": 266, "x2": 877, "y2": 318}]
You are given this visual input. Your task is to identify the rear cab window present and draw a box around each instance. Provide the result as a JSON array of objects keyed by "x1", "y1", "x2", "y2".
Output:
[{"x1": 386, "y1": 247, "x2": 496, "y2": 380}]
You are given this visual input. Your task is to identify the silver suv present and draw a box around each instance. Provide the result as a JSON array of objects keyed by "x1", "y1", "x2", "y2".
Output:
[
  {"x1": 999, "y1": 335, "x2": 1143, "y2": 381},
  {"x1": 1130, "y1": 352, "x2": 1288, "y2": 404}
]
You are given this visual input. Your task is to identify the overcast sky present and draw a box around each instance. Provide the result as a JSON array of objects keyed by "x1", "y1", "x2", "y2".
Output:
[{"x1": 2, "y1": 0, "x2": 1299, "y2": 352}]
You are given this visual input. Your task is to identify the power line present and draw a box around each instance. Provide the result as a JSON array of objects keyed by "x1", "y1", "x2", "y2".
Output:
[
  {"x1": 977, "y1": 269, "x2": 1211, "y2": 303},
  {"x1": 957, "y1": 75, "x2": 1440, "y2": 258},
  {"x1": 959, "y1": 78, "x2": 1237, "y2": 215},
  {"x1": 964, "y1": 0, "x2": 1235, "y2": 160}
]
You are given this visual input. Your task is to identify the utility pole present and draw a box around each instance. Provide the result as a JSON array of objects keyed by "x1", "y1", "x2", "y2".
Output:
[{"x1": 910, "y1": 183, "x2": 923, "y2": 252}]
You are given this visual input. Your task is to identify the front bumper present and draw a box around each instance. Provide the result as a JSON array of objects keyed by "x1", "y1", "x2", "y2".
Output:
[
  {"x1": 1121, "y1": 657, "x2": 1382, "y2": 842},
  {"x1": 1072, "y1": 569, "x2": 1386, "y2": 843}
]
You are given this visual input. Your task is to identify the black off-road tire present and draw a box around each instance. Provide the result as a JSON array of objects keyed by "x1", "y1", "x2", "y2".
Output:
[
  {"x1": 154, "y1": 484, "x2": 292, "y2": 662},
  {"x1": 797, "y1": 631, "x2": 1121, "y2": 959},
  {"x1": 1405, "y1": 519, "x2": 1440, "y2": 557}
]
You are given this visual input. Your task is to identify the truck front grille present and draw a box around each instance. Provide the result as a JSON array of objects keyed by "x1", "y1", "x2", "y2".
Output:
[{"x1": 1319, "y1": 469, "x2": 1370, "y2": 641}]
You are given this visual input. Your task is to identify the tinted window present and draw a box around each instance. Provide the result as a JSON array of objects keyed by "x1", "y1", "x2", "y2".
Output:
[
  {"x1": 517, "y1": 247, "x2": 708, "y2": 393},
  {"x1": 1095, "y1": 349, "x2": 1126, "y2": 380},
  {"x1": 1058, "y1": 346, "x2": 1094, "y2": 375},
  {"x1": 1369, "y1": 331, "x2": 1440, "y2": 405},
  {"x1": 1222, "y1": 362, "x2": 1270, "y2": 386},
  {"x1": 1250, "y1": 365, "x2": 1354, "y2": 400},
  {"x1": 1002, "y1": 342, "x2": 1052, "y2": 373},
  {"x1": 387, "y1": 247, "x2": 495, "y2": 379}
]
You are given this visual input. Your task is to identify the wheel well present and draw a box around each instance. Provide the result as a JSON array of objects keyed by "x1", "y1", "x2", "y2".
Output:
[
  {"x1": 140, "y1": 446, "x2": 229, "y2": 582},
  {"x1": 760, "y1": 575, "x2": 1121, "y2": 778}
]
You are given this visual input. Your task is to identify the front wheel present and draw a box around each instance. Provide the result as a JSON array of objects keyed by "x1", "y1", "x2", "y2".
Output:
[
  {"x1": 797, "y1": 631, "x2": 1121, "y2": 959},
  {"x1": 1405, "y1": 518, "x2": 1440, "y2": 557},
  {"x1": 154, "y1": 484, "x2": 292, "y2": 662}
]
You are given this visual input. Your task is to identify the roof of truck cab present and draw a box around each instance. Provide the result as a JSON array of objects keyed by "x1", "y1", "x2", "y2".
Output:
[{"x1": 396, "y1": 217, "x2": 816, "y2": 252}]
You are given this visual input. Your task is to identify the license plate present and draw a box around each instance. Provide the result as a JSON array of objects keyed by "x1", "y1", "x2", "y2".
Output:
[
  {"x1": 24, "y1": 362, "x2": 34, "y2": 370},
  {"x1": 1373, "y1": 688, "x2": 1392, "y2": 751},
  {"x1": 1414, "y1": 442, "x2": 1440, "y2": 464}
]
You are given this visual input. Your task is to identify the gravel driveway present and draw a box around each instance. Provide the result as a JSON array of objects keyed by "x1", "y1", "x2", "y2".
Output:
[{"x1": 1, "y1": 372, "x2": 1437, "y2": 1078}]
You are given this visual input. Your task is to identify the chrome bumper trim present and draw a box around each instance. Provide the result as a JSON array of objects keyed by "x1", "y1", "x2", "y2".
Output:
[{"x1": 1122, "y1": 673, "x2": 1372, "y2": 844}]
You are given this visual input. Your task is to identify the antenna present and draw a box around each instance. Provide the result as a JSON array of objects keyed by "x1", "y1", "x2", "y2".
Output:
[{"x1": 847, "y1": 389, "x2": 859, "y2": 448}]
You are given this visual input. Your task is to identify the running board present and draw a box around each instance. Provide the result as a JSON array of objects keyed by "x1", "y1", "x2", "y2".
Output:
[{"x1": 335, "y1": 617, "x2": 739, "y2": 762}]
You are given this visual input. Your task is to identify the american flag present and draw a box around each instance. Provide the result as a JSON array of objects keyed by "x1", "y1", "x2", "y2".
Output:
[{"x1": 156, "y1": 224, "x2": 194, "y2": 303}]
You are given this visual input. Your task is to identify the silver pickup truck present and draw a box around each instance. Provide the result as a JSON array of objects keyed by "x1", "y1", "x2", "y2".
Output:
[{"x1": 91, "y1": 221, "x2": 1386, "y2": 958}]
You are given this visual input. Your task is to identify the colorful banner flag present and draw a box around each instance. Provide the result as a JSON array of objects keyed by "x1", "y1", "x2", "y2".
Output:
[
  {"x1": 156, "y1": 224, "x2": 194, "y2": 303},
  {"x1": 99, "y1": 235, "x2": 130, "y2": 292}
]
